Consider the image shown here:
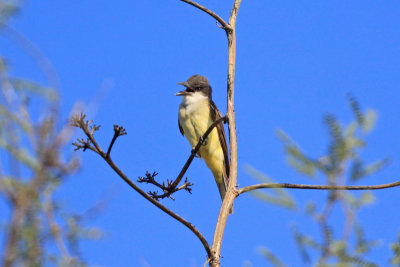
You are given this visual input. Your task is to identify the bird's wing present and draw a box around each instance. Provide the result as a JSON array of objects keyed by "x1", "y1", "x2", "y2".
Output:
[
  {"x1": 178, "y1": 119, "x2": 184, "y2": 136},
  {"x1": 210, "y1": 100, "x2": 230, "y2": 181}
]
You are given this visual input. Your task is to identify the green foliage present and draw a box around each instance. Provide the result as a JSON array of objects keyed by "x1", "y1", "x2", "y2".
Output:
[
  {"x1": 276, "y1": 130, "x2": 318, "y2": 177},
  {"x1": 257, "y1": 247, "x2": 287, "y2": 267},
  {"x1": 245, "y1": 165, "x2": 296, "y2": 210},
  {"x1": 390, "y1": 231, "x2": 400, "y2": 266},
  {"x1": 254, "y1": 96, "x2": 393, "y2": 266},
  {"x1": 9, "y1": 78, "x2": 59, "y2": 101},
  {"x1": 0, "y1": 4, "x2": 99, "y2": 266},
  {"x1": 350, "y1": 158, "x2": 390, "y2": 182},
  {"x1": 0, "y1": 0, "x2": 19, "y2": 25},
  {"x1": 292, "y1": 225, "x2": 321, "y2": 263}
]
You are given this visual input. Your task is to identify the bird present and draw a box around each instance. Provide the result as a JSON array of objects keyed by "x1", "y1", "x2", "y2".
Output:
[{"x1": 176, "y1": 75, "x2": 232, "y2": 213}]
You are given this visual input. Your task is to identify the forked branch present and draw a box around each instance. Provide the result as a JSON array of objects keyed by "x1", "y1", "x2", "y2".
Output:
[
  {"x1": 139, "y1": 116, "x2": 227, "y2": 200},
  {"x1": 137, "y1": 171, "x2": 193, "y2": 201},
  {"x1": 71, "y1": 113, "x2": 213, "y2": 260},
  {"x1": 178, "y1": 1, "x2": 242, "y2": 266}
]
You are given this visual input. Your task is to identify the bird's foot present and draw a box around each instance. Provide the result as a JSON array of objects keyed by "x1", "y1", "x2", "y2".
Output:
[{"x1": 199, "y1": 136, "x2": 207, "y2": 146}]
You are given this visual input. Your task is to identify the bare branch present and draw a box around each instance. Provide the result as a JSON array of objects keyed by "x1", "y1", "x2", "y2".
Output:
[
  {"x1": 72, "y1": 114, "x2": 213, "y2": 260},
  {"x1": 71, "y1": 138, "x2": 97, "y2": 153},
  {"x1": 211, "y1": 0, "x2": 242, "y2": 265},
  {"x1": 237, "y1": 181, "x2": 400, "y2": 196},
  {"x1": 106, "y1": 125, "x2": 127, "y2": 158},
  {"x1": 138, "y1": 171, "x2": 193, "y2": 200},
  {"x1": 137, "y1": 171, "x2": 163, "y2": 187},
  {"x1": 103, "y1": 153, "x2": 212, "y2": 259},
  {"x1": 70, "y1": 113, "x2": 104, "y2": 156},
  {"x1": 180, "y1": 0, "x2": 231, "y2": 31},
  {"x1": 171, "y1": 116, "x2": 227, "y2": 189},
  {"x1": 138, "y1": 116, "x2": 226, "y2": 201}
]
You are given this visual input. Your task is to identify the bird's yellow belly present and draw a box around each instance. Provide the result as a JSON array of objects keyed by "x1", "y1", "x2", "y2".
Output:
[{"x1": 178, "y1": 101, "x2": 224, "y2": 179}]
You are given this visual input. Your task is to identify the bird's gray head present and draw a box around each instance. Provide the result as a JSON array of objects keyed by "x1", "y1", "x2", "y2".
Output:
[{"x1": 176, "y1": 75, "x2": 212, "y2": 99}]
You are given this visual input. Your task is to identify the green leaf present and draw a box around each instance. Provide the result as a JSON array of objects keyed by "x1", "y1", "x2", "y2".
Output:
[
  {"x1": 354, "y1": 223, "x2": 381, "y2": 255},
  {"x1": 390, "y1": 231, "x2": 400, "y2": 266},
  {"x1": 344, "y1": 135, "x2": 365, "y2": 151},
  {"x1": 345, "y1": 191, "x2": 375, "y2": 209},
  {"x1": 305, "y1": 201, "x2": 316, "y2": 216},
  {"x1": 324, "y1": 113, "x2": 343, "y2": 145},
  {"x1": 276, "y1": 130, "x2": 317, "y2": 178},
  {"x1": 324, "y1": 114, "x2": 350, "y2": 166},
  {"x1": 258, "y1": 247, "x2": 287, "y2": 267},
  {"x1": 0, "y1": 1, "x2": 19, "y2": 24},
  {"x1": 359, "y1": 191, "x2": 375, "y2": 206},
  {"x1": 0, "y1": 139, "x2": 39, "y2": 170},
  {"x1": 362, "y1": 109, "x2": 377, "y2": 134},
  {"x1": 0, "y1": 104, "x2": 34, "y2": 134},
  {"x1": 10, "y1": 78, "x2": 58, "y2": 101},
  {"x1": 251, "y1": 190, "x2": 296, "y2": 209},
  {"x1": 291, "y1": 225, "x2": 322, "y2": 264},
  {"x1": 350, "y1": 158, "x2": 390, "y2": 182},
  {"x1": 344, "y1": 122, "x2": 358, "y2": 138},
  {"x1": 245, "y1": 165, "x2": 297, "y2": 210},
  {"x1": 350, "y1": 159, "x2": 363, "y2": 181},
  {"x1": 347, "y1": 93, "x2": 364, "y2": 126},
  {"x1": 362, "y1": 158, "x2": 390, "y2": 177},
  {"x1": 0, "y1": 176, "x2": 21, "y2": 193},
  {"x1": 330, "y1": 240, "x2": 347, "y2": 255}
]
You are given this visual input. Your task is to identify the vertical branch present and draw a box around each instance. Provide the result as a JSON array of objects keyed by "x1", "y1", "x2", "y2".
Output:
[
  {"x1": 44, "y1": 188, "x2": 72, "y2": 261},
  {"x1": 211, "y1": 0, "x2": 242, "y2": 266},
  {"x1": 2, "y1": 202, "x2": 24, "y2": 267}
]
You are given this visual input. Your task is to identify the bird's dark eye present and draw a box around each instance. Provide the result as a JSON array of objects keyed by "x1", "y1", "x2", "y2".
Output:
[{"x1": 195, "y1": 87, "x2": 202, "y2": 91}]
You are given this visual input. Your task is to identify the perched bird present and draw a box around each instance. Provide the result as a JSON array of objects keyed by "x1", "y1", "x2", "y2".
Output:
[{"x1": 176, "y1": 75, "x2": 232, "y2": 212}]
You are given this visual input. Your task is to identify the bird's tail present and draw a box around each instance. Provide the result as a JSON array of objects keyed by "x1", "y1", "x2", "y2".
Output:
[{"x1": 216, "y1": 175, "x2": 233, "y2": 214}]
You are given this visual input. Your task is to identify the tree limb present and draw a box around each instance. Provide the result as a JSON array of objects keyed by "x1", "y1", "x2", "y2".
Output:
[
  {"x1": 210, "y1": 0, "x2": 242, "y2": 266},
  {"x1": 237, "y1": 181, "x2": 400, "y2": 195},
  {"x1": 103, "y1": 153, "x2": 213, "y2": 259},
  {"x1": 136, "y1": 116, "x2": 227, "y2": 200},
  {"x1": 181, "y1": 0, "x2": 242, "y2": 265},
  {"x1": 71, "y1": 114, "x2": 213, "y2": 260},
  {"x1": 180, "y1": 0, "x2": 231, "y2": 30}
]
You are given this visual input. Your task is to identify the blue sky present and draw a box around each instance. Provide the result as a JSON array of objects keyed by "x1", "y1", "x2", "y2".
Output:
[{"x1": 1, "y1": 1, "x2": 400, "y2": 266}]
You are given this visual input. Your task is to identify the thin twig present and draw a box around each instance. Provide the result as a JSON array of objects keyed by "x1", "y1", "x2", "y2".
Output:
[
  {"x1": 103, "y1": 154, "x2": 213, "y2": 259},
  {"x1": 171, "y1": 116, "x2": 227, "y2": 189},
  {"x1": 138, "y1": 171, "x2": 193, "y2": 200},
  {"x1": 237, "y1": 181, "x2": 400, "y2": 195},
  {"x1": 137, "y1": 116, "x2": 227, "y2": 200},
  {"x1": 106, "y1": 125, "x2": 127, "y2": 158},
  {"x1": 71, "y1": 114, "x2": 104, "y2": 156},
  {"x1": 180, "y1": 0, "x2": 231, "y2": 31}
]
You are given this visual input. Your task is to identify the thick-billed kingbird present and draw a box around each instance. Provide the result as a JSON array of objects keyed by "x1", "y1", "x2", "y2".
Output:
[{"x1": 176, "y1": 75, "x2": 232, "y2": 213}]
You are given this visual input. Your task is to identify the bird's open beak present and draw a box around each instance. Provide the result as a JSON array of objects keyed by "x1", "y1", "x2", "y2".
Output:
[{"x1": 175, "y1": 82, "x2": 192, "y2": 96}]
